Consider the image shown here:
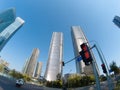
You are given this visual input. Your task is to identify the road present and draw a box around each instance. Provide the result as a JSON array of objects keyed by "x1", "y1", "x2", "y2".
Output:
[
  {"x1": 0, "y1": 75, "x2": 116, "y2": 90},
  {"x1": 0, "y1": 76, "x2": 44, "y2": 90}
]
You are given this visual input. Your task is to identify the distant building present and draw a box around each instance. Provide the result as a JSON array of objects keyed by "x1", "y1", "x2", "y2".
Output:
[
  {"x1": 71, "y1": 26, "x2": 100, "y2": 75},
  {"x1": 22, "y1": 58, "x2": 30, "y2": 74},
  {"x1": 25, "y1": 48, "x2": 39, "y2": 77},
  {"x1": 44, "y1": 32, "x2": 63, "y2": 81},
  {"x1": 34, "y1": 62, "x2": 42, "y2": 78},
  {"x1": 0, "y1": 8, "x2": 24, "y2": 51},
  {"x1": 0, "y1": 58, "x2": 9, "y2": 67},
  {"x1": 113, "y1": 16, "x2": 120, "y2": 28}
]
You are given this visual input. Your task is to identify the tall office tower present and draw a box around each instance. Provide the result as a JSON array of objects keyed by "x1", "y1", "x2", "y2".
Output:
[
  {"x1": 0, "y1": 8, "x2": 24, "y2": 51},
  {"x1": 25, "y1": 48, "x2": 39, "y2": 77},
  {"x1": 113, "y1": 16, "x2": 120, "y2": 28},
  {"x1": 71, "y1": 26, "x2": 93, "y2": 74},
  {"x1": 34, "y1": 62, "x2": 42, "y2": 78},
  {"x1": 22, "y1": 58, "x2": 30, "y2": 74},
  {"x1": 44, "y1": 32, "x2": 63, "y2": 81}
]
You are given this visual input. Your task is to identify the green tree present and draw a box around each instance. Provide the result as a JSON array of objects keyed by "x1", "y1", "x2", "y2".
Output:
[
  {"x1": 9, "y1": 69, "x2": 17, "y2": 78},
  {"x1": 66, "y1": 75, "x2": 95, "y2": 88},
  {"x1": 0, "y1": 64, "x2": 4, "y2": 72},
  {"x1": 110, "y1": 61, "x2": 120, "y2": 75},
  {"x1": 23, "y1": 74, "x2": 31, "y2": 81},
  {"x1": 8, "y1": 69, "x2": 31, "y2": 82},
  {"x1": 46, "y1": 80, "x2": 62, "y2": 88}
]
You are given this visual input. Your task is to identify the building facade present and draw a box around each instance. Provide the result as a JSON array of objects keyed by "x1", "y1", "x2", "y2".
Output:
[
  {"x1": 34, "y1": 62, "x2": 42, "y2": 78},
  {"x1": 0, "y1": 8, "x2": 24, "y2": 51},
  {"x1": 71, "y1": 26, "x2": 93, "y2": 75},
  {"x1": 0, "y1": 58, "x2": 9, "y2": 67},
  {"x1": 22, "y1": 58, "x2": 30, "y2": 74},
  {"x1": 0, "y1": 8, "x2": 16, "y2": 33},
  {"x1": 44, "y1": 32, "x2": 63, "y2": 81},
  {"x1": 25, "y1": 48, "x2": 39, "y2": 77}
]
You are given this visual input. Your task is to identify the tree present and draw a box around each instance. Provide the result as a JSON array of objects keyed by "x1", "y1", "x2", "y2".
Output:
[
  {"x1": 23, "y1": 74, "x2": 31, "y2": 81},
  {"x1": 0, "y1": 64, "x2": 4, "y2": 72},
  {"x1": 45, "y1": 80, "x2": 62, "y2": 88},
  {"x1": 8, "y1": 69, "x2": 31, "y2": 81},
  {"x1": 66, "y1": 75, "x2": 95, "y2": 88},
  {"x1": 110, "y1": 61, "x2": 120, "y2": 75}
]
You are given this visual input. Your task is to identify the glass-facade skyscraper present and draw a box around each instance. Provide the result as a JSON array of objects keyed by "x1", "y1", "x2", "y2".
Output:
[
  {"x1": 0, "y1": 8, "x2": 16, "y2": 33},
  {"x1": 25, "y1": 48, "x2": 39, "y2": 77},
  {"x1": 71, "y1": 26, "x2": 93, "y2": 74},
  {"x1": 0, "y1": 17, "x2": 24, "y2": 51},
  {"x1": 44, "y1": 32, "x2": 63, "y2": 81},
  {"x1": 0, "y1": 8, "x2": 24, "y2": 51}
]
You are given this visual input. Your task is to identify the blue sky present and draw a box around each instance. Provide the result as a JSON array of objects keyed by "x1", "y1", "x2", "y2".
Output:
[{"x1": 0, "y1": 0, "x2": 120, "y2": 75}]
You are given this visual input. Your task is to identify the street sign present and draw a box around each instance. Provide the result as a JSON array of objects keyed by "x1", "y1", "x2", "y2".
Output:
[{"x1": 77, "y1": 56, "x2": 82, "y2": 61}]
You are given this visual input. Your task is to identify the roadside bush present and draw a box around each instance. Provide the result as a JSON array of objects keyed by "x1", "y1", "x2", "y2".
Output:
[{"x1": 46, "y1": 80, "x2": 62, "y2": 88}]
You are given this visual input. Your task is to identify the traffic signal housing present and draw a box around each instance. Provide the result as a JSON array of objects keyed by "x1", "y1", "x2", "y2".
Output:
[
  {"x1": 62, "y1": 61, "x2": 65, "y2": 66},
  {"x1": 101, "y1": 64, "x2": 107, "y2": 73},
  {"x1": 79, "y1": 43, "x2": 93, "y2": 65}
]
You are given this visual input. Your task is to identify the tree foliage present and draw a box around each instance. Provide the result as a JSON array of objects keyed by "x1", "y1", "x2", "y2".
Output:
[
  {"x1": 45, "y1": 75, "x2": 95, "y2": 88},
  {"x1": 0, "y1": 64, "x2": 4, "y2": 72},
  {"x1": 8, "y1": 69, "x2": 31, "y2": 81},
  {"x1": 46, "y1": 80, "x2": 62, "y2": 88},
  {"x1": 66, "y1": 75, "x2": 95, "y2": 88},
  {"x1": 110, "y1": 61, "x2": 120, "y2": 75}
]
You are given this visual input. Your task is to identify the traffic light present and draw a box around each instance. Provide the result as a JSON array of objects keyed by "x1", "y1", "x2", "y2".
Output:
[
  {"x1": 101, "y1": 64, "x2": 107, "y2": 73},
  {"x1": 62, "y1": 61, "x2": 65, "y2": 66},
  {"x1": 79, "y1": 43, "x2": 93, "y2": 65}
]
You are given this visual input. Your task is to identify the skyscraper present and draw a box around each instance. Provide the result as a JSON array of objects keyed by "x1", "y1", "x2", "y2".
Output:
[
  {"x1": 113, "y1": 16, "x2": 120, "y2": 28},
  {"x1": 34, "y1": 62, "x2": 42, "y2": 78},
  {"x1": 25, "y1": 48, "x2": 39, "y2": 77},
  {"x1": 0, "y1": 8, "x2": 24, "y2": 51},
  {"x1": 22, "y1": 58, "x2": 30, "y2": 74},
  {"x1": 71, "y1": 26, "x2": 93, "y2": 74},
  {"x1": 44, "y1": 32, "x2": 63, "y2": 81},
  {"x1": 0, "y1": 8, "x2": 16, "y2": 33}
]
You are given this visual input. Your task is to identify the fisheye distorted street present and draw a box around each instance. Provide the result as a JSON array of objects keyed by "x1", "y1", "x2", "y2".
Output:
[{"x1": 0, "y1": 0, "x2": 120, "y2": 90}]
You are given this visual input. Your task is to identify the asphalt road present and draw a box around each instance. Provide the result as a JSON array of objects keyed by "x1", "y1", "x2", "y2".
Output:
[
  {"x1": 0, "y1": 76, "x2": 44, "y2": 90},
  {"x1": 0, "y1": 75, "x2": 116, "y2": 90}
]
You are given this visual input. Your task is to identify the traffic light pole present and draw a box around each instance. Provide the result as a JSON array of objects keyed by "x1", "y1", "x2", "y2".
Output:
[
  {"x1": 64, "y1": 47, "x2": 101, "y2": 90},
  {"x1": 90, "y1": 46, "x2": 101, "y2": 90},
  {"x1": 64, "y1": 55, "x2": 80, "y2": 65},
  {"x1": 92, "y1": 44, "x2": 112, "y2": 90},
  {"x1": 91, "y1": 59, "x2": 101, "y2": 90}
]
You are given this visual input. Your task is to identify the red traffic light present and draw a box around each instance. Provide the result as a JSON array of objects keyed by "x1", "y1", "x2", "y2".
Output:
[
  {"x1": 79, "y1": 43, "x2": 93, "y2": 65},
  {"x1": 80, "y1": 43, "x2": 91, "y2": 59},
  {"x1": 101, "y1": 64, "x2": 107, "y2": 73}
]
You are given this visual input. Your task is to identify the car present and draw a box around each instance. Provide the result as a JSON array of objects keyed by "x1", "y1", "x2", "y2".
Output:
[{"x1": 16, "y1": 79, "x2": 24, "y2": 87}]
